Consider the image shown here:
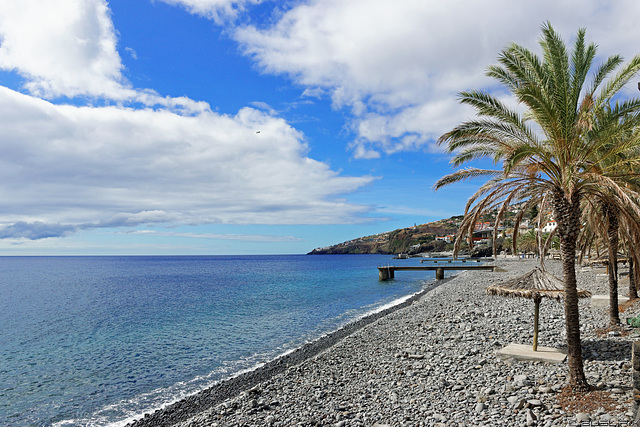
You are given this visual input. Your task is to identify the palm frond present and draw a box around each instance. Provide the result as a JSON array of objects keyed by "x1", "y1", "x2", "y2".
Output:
[{"x1": 433, "y1": 168, "x2": 502, "y2": 190}]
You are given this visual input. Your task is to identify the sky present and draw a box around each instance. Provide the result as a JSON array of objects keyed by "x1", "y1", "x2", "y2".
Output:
[{"x1": 1, "y1": 1, "x2": 640, "y2": 255}]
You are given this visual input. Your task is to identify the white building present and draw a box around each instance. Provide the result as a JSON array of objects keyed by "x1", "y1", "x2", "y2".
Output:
[
  {"x1": 435, "y1": 234, "x2": 455, "y2": 243},
  {"x1": 540, "y1": 219, "x2": 557, "y2": 233}
]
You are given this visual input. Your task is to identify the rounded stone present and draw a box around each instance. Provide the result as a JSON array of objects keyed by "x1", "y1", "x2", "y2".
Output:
[{"x1": 576, "y1": 413, "x2": 590, "y2": 422}]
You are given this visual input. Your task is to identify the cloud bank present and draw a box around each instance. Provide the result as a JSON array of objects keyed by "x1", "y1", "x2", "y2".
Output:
[
  {"x1": 0, "y1": 0, "x2": 374, "y2": 240},
  {"x1": 3, "y1": 0, "x2": 640, "y2": 243},
  {"x1": 232, "y1": 0, "x2": 640, "y2": 157},
  {"x1": 0, "y1": 87, "x2": 373, "y2": 239}
]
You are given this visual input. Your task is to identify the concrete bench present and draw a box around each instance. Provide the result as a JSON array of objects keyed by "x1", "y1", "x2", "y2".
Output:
[{"x1": 590, "y1": 294, "x2": 629, "y2": 308}]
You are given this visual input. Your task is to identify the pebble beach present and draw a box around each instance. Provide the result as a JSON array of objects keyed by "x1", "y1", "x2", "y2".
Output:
[{"x1": 130, "y1": 258, "x2": 639, "y2": 427}]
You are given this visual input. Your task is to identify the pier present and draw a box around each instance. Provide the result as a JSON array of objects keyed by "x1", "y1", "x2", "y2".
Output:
[
  {"x1": 420, "y1": 258, "x2": 494, "y2": 263},
  {"x1": 378, "y1": 264, "x2": 497, "y2": 281}
]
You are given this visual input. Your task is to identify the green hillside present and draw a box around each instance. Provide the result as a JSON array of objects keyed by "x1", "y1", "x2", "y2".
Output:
[{"x1": 308, "y1": 216, "x2": 463, "y2": 255}]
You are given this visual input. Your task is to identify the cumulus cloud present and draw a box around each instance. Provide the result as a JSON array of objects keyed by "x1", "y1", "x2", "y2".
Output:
[
  {"x1": 0, "y1": 87, "x2": 374, "y2": 239},
  {"x1": 0, "y1": 0, "x2": 212, "y2": 114},
  {"x1": 8, "y1": 0, "x2": 639, "y2": 243},
  {"x1": 0, "y1": 0, "x2": 130, "y2": 99},
  {"x1": 233, "y1": 0, "x2": 640, "y2": 157},
  {"x1": 0, "y1": 0, "x2": 378, "y2": 241}
]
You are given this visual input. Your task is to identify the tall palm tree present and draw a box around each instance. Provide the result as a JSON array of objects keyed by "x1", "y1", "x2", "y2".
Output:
[
  {"x1": 624, "y1": 219, "x2": 640, "y2": 299},
  {"x1": 581, "y1": 194, "x2": 640, "y2": 324},
  {"x1": 582, "y1": 108, "x2": 640, "y2": 324},
  {"x1": 602, "y1": 202, "x2": 621, "y2": 323},
  {"x1": 435, "y1": 23, "x2": 640, "y2": 391}
]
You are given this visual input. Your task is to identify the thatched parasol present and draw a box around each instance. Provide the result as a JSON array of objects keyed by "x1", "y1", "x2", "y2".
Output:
[{"x1": 486, "y1": 267, "x2": 591, "y2": 351}]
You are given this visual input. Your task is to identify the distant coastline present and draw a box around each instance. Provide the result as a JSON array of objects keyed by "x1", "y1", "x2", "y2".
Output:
[{"x1": 308, "y1": 218, "x2": 459, "y2": 255}]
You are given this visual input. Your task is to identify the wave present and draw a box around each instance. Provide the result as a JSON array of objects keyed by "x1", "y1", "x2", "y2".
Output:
[
  {"x1": 118, "y1": 277, "x2": 446, "y2": 427},
  {"x1": 56, "y1": 276, "x2": 441, "y2": 427}
]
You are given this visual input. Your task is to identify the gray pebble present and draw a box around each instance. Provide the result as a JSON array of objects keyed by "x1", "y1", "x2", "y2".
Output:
[
  {"x1": 527, "y1": 399, "x2": 542, "y2": 407},
  {"x1": 526, "y1": 408, "x2": 537, "y2": 426},
  {"x1": 576, "y1": 412, "x2": 590, "y2": 422}
]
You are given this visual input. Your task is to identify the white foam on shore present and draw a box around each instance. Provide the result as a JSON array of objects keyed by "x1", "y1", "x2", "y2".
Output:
[
  {"x1": 59, "y1": 277, "x2": 446, "y2": 427},
  {"x1": 53, "y1": 350, "x2": 279, "y2": 427}
]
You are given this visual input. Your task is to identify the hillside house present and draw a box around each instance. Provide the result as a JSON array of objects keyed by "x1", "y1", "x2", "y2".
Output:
[{"x1": 538, "y1": 219, "x2": 557, "y2": 233}]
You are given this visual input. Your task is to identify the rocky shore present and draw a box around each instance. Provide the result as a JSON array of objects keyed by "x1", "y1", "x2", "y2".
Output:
[{"x1": 129, "y1": 259, "x2": 639, "y2": 426}]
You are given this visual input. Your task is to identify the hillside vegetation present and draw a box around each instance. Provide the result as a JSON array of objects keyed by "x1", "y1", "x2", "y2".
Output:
[{"x1": 308, "y1": 216, "x2": 462, "y2": 255}]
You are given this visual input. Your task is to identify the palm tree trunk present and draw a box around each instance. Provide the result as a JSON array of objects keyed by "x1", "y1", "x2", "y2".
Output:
[
  {"x1": 553, "y1": 189, "x2": 590, "y2": 391},
  {"x1": 631, "y1": 257, "x2": 639, "y2": 300},
  {"x1": 603, "y1": 203, "x2": 620, "y2": 325}
]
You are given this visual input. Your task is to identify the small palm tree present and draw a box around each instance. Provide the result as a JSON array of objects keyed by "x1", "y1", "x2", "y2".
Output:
[
  {"x1": 435, "y1": 23, "x2": 640, "y2": 391},
  {"x1": 518, "y1": 229, "x2": 538, "y2": 254}
]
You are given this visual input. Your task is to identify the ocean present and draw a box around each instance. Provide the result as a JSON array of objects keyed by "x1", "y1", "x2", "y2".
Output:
[{"x1": 0, "y1": 255, "x2": 451, "y2": 426}]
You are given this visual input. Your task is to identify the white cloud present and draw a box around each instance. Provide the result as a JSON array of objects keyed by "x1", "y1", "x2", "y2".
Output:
[
  {"x1": 0, "y1": 87, "x2": 374, "y2": 239},
  {"x1": 5, "y1": 0, "x2": 639, "y2": 242},
  {"x1": 0, "y1": 0, "x2": 213, "y2": 114},
  {"x1": 233, "y1": 0, "x2": 640, "y2": 157},
  {"x1": 124, "y1": 47, "x2": 138, "y2": 60},
  {"x1": 158, "y1": 0, "x2": 262, "y2": 23},
  {"x1": 0, "y1": 0, "x2": 130, "y2": 99},
  {"x1": 0, "y1": 0, "x2": 377, "y2": 241}
]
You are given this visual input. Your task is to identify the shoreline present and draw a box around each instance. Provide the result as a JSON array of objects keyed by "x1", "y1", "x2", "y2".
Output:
[
  {"x1": 129, "y1": 259, "x2": 639, "y2": 426},
  {"x1": 127, "y1": 276, "x2": 453, "y2": 426}
]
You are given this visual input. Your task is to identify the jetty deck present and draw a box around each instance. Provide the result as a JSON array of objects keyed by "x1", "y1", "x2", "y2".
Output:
[{"x1": 378, "y1": 264, "x2": 497, "y2": 281}]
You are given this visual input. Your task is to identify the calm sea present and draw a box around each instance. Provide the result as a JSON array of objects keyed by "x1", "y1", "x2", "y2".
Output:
[{"x1": 0, "y1": 255, "x2": 448, "y2": 426}]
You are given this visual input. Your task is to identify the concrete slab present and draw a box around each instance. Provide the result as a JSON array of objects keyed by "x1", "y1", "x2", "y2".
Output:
[
  {"x1": 496, "y1": 343, "x2": 567, "y2": 364},
  {"x1": 591, "y1": 294, "x2": 629, "y2": 308}
]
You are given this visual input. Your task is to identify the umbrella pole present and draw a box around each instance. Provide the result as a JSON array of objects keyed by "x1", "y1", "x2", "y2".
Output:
[{"x1": 533, "y1": 297, "x2": 541, "y2": 351}]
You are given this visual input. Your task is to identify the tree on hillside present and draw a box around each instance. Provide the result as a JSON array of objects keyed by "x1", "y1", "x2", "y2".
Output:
[{"x1": 435, "y1": 23, "x2": 640, "y2": 391}]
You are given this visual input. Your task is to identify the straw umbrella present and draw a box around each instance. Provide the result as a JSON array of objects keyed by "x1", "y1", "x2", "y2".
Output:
[{"x1": 486, "y1": 267, "x2": 591, "y2": 351}]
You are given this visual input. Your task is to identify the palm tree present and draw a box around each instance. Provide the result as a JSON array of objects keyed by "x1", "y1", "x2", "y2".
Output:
[
  {"x1": 435, "y1": 23, "x2": 640, "y2": 391},
  {"x1": 581, "y1": 198, "x2": 630, "y2": 324},
  {"x1": 624, "y1": 221, "x2": 640, "y2": 299},
  {"x1": 580, "y1": 122, "x2": 640, "y2": 324},
  {"x1": 518, "y1": 229, "x2": 538, "y2": 254}
]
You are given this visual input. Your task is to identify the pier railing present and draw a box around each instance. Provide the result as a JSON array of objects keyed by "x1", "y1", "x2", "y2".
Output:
[{"x1": 377, "y1": 264, "x2": 497, "y2": 281}]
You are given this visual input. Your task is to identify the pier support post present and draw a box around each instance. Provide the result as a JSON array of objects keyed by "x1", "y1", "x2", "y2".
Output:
[
  {"x1": 379, "y1": 267, "x2": 391, "y2": 281},
  {"x1": 436, "y1": 267, "x2": 444, "y2": 280}
]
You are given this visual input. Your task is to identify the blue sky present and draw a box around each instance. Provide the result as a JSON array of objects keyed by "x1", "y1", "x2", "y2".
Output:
[{"x1": 0, "y1": 0, "x2": 639, "y2": 255}]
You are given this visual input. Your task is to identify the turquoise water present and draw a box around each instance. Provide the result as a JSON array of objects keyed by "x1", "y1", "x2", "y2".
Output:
[{"x1": 0, "y1": 255, "x2": 447, "y2": 426}]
